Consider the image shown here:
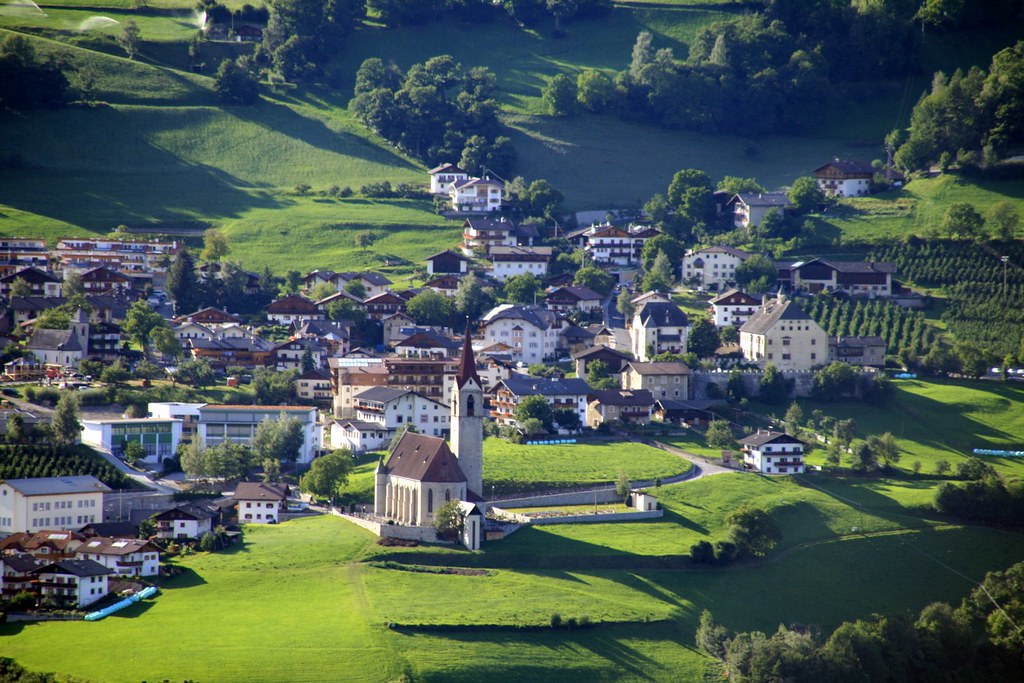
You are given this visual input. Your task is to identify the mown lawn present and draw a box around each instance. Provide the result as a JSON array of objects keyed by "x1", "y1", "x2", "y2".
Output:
[{"x1": 484, "y1": 438, "x2": 691, "y2": 495}]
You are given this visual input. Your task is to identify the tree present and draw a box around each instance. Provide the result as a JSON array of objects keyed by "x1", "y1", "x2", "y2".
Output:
[
  {"x1": 300, "y1": 450, "x2": 354, "y2": 502},
  {"x1": 353, "y1": 231, "x2": 377, "y2": 251},
  {"x1": 454, "y1": 273, "x2": 491, "y2": 320},
  {"x1": 758, "y1": 364, "x2": 788, "y2": 405},
  {"x1": 504, "y1": 273, "x2": 541, "y2": 305},
  {"x1": 300, "y1": 343, "x2": 315, "y2": 373},
  {"x1": 123, "y1": 440, "x2": 145, "y2": 467},
  {"x1": 8, "y1": 277, "x2": 31, "y2": 298},
  {"x1": 615, "y1": 470, "x2": 631, "y2": 503},
  {"x1": 726, "y1": 367, "x2": 746, "y2": 402},
  {"x1": 640, "y1": 234, "x2": 684, "y2": 275},
  {"x1": 520, "y1": 417, "x2": 546, "y2": 436},
  {"x1": 100, "y1": 358, "x2": 131, "y2": 385},
  {"x1": 167, "y1": 250, "x2": 200, "y2": 315},
  {"x1": 812, "y1": 362, "x2": 858, "y2": 400},
  {"x1": 201, "y1": 230, "x2": 230, "y2": 262},
  {"x1": 734, "y1": 254, "x2": 776, "y2": 293},
  {"x1": 784, "y1": 402, "x2": 803, "y2": 435},
  {"x1": 150, "y1": 326, "x2": 182, "y2": 360},
  {"x1": 515, "y1": 394, "x2": 553, "y2": 429},
  {"x1": 123, "y1": 300, "x2": 167, "y2": 348},
  {"x1": 173, "y1": 359, "x2": 215, "y2": 387},
  {"x1": 433, "y1": 499, "x2": 463, "y2": 537},
  {"x1": 642, "y1": 250, "x2": 675, "y2": 293},
  {"x1": 180, "y1": 438, "x2": 207, "y2": 478},
  {"x1": 542, "y1": 73, "x2": 577, "y2": 116},
  {"x1": 717, "y1": 176, "x2": 765, "y2": 195},
  {"x1": 688, "y1": 318, "x2": 720, "y2": 358},
  {"x1": 667, "y1": 169, "x2": 712, "y2": 208},
  {"x1": 406, "y1": 290, "x2": 454, "y2": 327},
  {"x1": 262, "y1": 457, "x2": 281, "y2": 483},
  {"x1": 573, "y1": 265, "x2": 613, "y2": 296},
  {"x1": 868, "y1": 432, "x2": 900, "y2": 468},
  {"x1": 851, "y1": 441, "x2": 878, "y2": 471},
  {"x1": 117, "y1": 19, "x2": 141, "y2": 60},
  {"x1": 134, "y1": 360, "x2": 164, "y2": 380},
  {"x1": 988, "y1": 201, "x2": 1020, "y2": 240},
  {"x1": 942, "y1": 202, "x2": 985, "y2": 239},
  {"x1": 343, "y1": 279, "x2": 367, "y2": 299},
  {"x1": 214, "y1": 59, "x2": 259, "y2": 104},
  {"x1": 546, "y1": 0, "x2": 579, "y2": 32},
  {"x1": 51, "y1": 393, "x2": 81, "y2": 446},
  {"x1": 520, "y1": 179, "x2": 564, "y2": 219},
  {"x1": 576, "y1": 70, "x2": 615, "y2": 112},
  {"x1": 253, "y1": 368, "x2": 297, "y2": 405},
  {"x1": 833, "y1": 418, "x2": 856, "y2": 450},
  {"x1": 963, "y1": 561, "x2": 1024, "y2": 652},
  {"x1": 696, "y1": 610, "x2": 731, "y2": 659},
  {"x1": 553, "y1": 408, "x2": 581, "y2": 432},
  {"x1": 725, "y1": 506, "x2": 781, "y2": 557},
  {"x1": 616, "y1": 288, "x2": 634, "y2": 319},
  {"x1": 787, "y1": 176, "x2": 824, "y2": 215},
  {"x1": 251, "y1": 414, "x2": 305, "y2": 464},
  {"x1": 705, "y1": 419, "x2": 735, "y2": 450}
]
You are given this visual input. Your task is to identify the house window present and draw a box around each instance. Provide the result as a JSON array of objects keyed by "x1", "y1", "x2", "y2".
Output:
[
  {"x1": 467, "y1": 395, "x2": 475, "y2": 417},
  {"x1": 427, "y1": 489, "x2": 433, "y2": 513}
]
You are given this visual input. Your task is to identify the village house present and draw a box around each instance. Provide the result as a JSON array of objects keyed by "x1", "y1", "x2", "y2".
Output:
[
  {"x1": 0, "y1": 530, "x2": 85, "y2": 560},
  {"x1": 425, "y1": 250, "x2": 470, "y2": 275},
  {"x1": 577, "y1": 223, "x2": 661, "y2": 266},
  {"x1": 272, "y1": 338, "x2": 323, "y2": 372},
  {"x1": 25, "y1": 310, "x2": 89, "y2": 368},
  {"x1": 332, "y1": 271, "x2": 393, "y2": 298},
  {"x1": 55, "y1": 238, "x2": 180, "y2": 274},
  {"x1": 740, "y1": 294, "x2": 829, "y2": 372},
  {"x1": 621, "y1": 361, "x2": 692, "y2": 401},
  {"x1": 545, "y1": 286, "x2": 602, "y2": 314},
  {"x1": 709, "y1": 289, "x2": 761, "y2": 328},
  {"x1": 450, "y1": 176, "x2": 506, "y2": 213},
  {"x1": 381, "y1": 312, "x2": 417, "y2": 344},
  {"x1": 173, "y1": 307, "x2": 241, "y2": 326},
  {"x1": 364, "y1": 291, "x2": 407, "y2": 320},
  {"x1": 428, "y1": 162, "x2": 470, "y2": 195},
  {"x1": 234, "y1": 482, "x2": 289, "y2": 524},
  {"x1": 461, "y1": 217, "x2": 537, "y2": 255},
  {"x1": 151, "y1": 503, "x2": 216, "y2": 540},
  {"x1": 481, "y1": 304, "x2": 567, "y2": 365},
  {"x1": 829, "y1": 335, "x2": 887, "y2": 367},
  {"x1": 87, "y1": 321, "x2": 123, "y2": 361},
  {"x1": 266, "y1": 294, "x2": 324, "y2": 326},
  {"x1": 629, "y1": 291, "x2": 673, "y2": 311},
  {"x1": 630, "y1": 302, "x2": 689, "y2": 362},
  {"x1": 572, "y1": 345, "x2": 633, "y2": 378},
  {"x1": 729, "y1": 192, "x2": 792, "y2": 229},
  {"x1": 0, "y1": 266, "x2": 62, "y2": 297},
  {"x1": 197, "y1": 405, "x2": 320, "y2": 464},
  {"x1": 0, "y1": 554, "x2": 47, "y2": 600},
  {"x1": 78, "y1": 266, "x2": 131, "y2": 294},
  {"x1": 80, "y1": 417, "x2": 183, "y2": 465},
  {"x1": 788, "y1": 258, "x2": 897, "y2": 297},
  {"x1": 423, "y1": 273, "x2": 463, "y2": 297},
  {"x1": 9, "y1": 294, "x2": 130, "y2": 327},
  {"x1": 30, "y1": 559, "x2": 112, "y2": 609},
  {"x1": 490, "y1": 375, "x2": 592, "y2": 430},
  {"x1": 586, "y1": 389, "x2": 655, "y2": 428},
  {"x1": 294, "y1": 368, "x2": 332, "y2": 403},
  {"x1": 329, "y1": 358, "x2": 388, "y2": 417},
  {"x1": 76, "y1": 537, "x2": 161, "y2": 577},
  {"x1": 332, "y1": 387, "x2": 449, "y2": 452},
  {"x1": 739, "y1": 430, "x2": 805, "y2": 474},
  {"x1": 394, "y1": 330, "x2": 460, "y2": 358},
  {"x1": 185, "y1": 336, "x2": 274, "y2": 370},
  {"x1": 0, "y1": 476, "x2": 110, "y2": 535},
  {"x1": 488, "y1": 246, "x2": 553, "y2": 282},
  {"x1": 813, "y1": 158, "x2": 875, "y2": 197},
  {"x1": 291, "y1": 320, "x2": 352, "y2": 356}
]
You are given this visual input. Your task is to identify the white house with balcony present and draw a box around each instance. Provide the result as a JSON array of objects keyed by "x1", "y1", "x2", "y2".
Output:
[
  {"x1": 739, "y1": 430, "x2": 805, "y2": 474},
  {"x1": 813, "y1": 158, "x2": 874, "y2": 197},
  {"x1": 681, "y1": 246, "x2": 752, "y2": 291},
  {"x1": 481, "y1": 304, "x2": 565, "y2": 365},
  {"x1": 450, "y1": 176, "x2": 505, "y2": 213},
  {"x1": 489, "y1": 246, "x2": 552, "y2": 282},
  {"x1": 708, "y1": 289, "x2": 760, "y2": 328},
  {"x1": 729, "y1": 193, "x2": 792, "y2": 229},
  {"x1": 29, "y1": 559, "x2": 112, "y2": 609},
  {"x1": 428, "y1": 163, "x2": 470, "y2": 195},
  {"x1": 490, "y1": 374, "x2": 591, "y2": 430},
  {"x1": 331, "y1": 387, "x2": 449, "y2": 452},
  {"x1": 76, "y1": 537, "x2": 161, "y2": 577}
]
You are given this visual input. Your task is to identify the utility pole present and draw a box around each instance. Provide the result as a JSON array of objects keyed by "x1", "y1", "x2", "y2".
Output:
[{"x1": 1002, "y1": 256, "x2": 1009, "y2": 296}]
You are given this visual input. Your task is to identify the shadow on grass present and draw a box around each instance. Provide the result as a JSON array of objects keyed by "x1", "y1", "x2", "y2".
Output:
[{"x1": 160, "y1": 566, "x2": 208, "y2": 589}]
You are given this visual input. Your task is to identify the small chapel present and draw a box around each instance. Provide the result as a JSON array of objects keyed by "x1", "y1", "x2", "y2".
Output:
[{"x1": 373, "y1": 326, "x2": 486, "y2": 549}]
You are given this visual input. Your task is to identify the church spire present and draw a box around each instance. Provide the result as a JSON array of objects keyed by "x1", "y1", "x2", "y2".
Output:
[{"x1": 456, "y1": 319, "x2": 480, "y2": 388}]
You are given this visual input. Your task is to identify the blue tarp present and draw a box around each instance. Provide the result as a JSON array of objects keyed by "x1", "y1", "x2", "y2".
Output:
[
  {"x1": 973, "y1": 448, "x2": 1024, "y2": 457},
  {"x1": 84, "y1": 585, "x2": 158, "y2": 621}
]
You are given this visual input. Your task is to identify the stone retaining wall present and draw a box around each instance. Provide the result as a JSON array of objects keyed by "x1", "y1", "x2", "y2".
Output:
[
  {"x1": 491, "y1": 507, "x2": 662, "y2": 525},
  {"x1": 334, "y1": 511, "x2": 439, "y2": 543}
]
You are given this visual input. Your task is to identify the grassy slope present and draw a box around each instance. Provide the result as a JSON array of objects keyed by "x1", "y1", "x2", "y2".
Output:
[{"x1": 5, "y1": 483, "x2": 1024, "y2": 682}]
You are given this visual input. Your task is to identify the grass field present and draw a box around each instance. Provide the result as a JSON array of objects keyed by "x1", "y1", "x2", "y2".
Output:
[
  {"x1": 483, "y1": 438, "x2": 691, "y2": 494},
  {"x1": 3, "y1": 495, "x2": 1024, "y2": 682}
]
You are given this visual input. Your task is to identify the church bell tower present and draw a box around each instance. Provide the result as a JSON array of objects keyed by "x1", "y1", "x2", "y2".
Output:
[{"x1": 451, "y1": 323, "x2": 484, "y2": 500}]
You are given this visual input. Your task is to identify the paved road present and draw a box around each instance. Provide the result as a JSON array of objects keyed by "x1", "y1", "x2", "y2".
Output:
[{"x1": 649, "y1": 441, "x2": 736, "y2": 480}]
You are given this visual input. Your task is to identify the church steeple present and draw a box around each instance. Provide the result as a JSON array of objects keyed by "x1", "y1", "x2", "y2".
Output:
[{"x1": 456, "y1": 321, "x2": 480, "y2": 388}]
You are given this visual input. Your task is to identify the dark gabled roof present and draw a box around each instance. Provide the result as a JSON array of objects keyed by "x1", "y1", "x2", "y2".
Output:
[
  {"x1": 1, "y1": 553, "x2": 47, "y2": 573},
  {"x1": 483, "y1": 304, "x2": 561, "y2": 331},
  {"x1": 32, "y1": 559, "x2": 113, "y2": 578},
  {"x1": 794, "y1": 258, "x2": 897, "y2": 275},
  {"x1": 831, "y1": 335, "x2": 885, "y2": 348},
  {"x1": 739, "y1": 431, "x2": 804, "y2": 447},
  {"x1": 426, "y1": 250, "x2": 470, "y2": 262},
  {"x1": 358, "y1": 272, "x2": 393, "y2": 286},
  {"x1": 234, "y1": 482, "x2": 289, "y2": 502},
  {"x1": 635, "y1": 302, "x2": 689, "y2": 328},
  {"x1": 267, "y1": 294, "x2": 318, "y2": 314},
  {"x1": 495, "y1": 375, "x2": 592, "y2": 396},
  {"x1": 335, "y1": 419, "x2": 385, "y2": 432},
  {"x1": 397, "y1": 330, "x2": 460, "y2": 350},
  {"x1": 79, "y1": 537, "x2": 158, "y2": 556},
  {"x1": 709, "y1": 288, "x2": 760, "y2": 306},
  {"x1": 27, "y1": 328, "x2": 83, "y2": 352},
  {"x1": 384, "y1": 432, "x2": 467, "y2": 483},
  {"x1": 689, "y1": 245, "x2": 752, "y2": 259},
  {"x1": 739, "y1": 297, "x2": 815, "y2": 336},
  {"x1": 429, "y1": 163, "x2": 466, "y2": 175},
  {"x1": 463, "y1": 217, "x2": 516, "y2": 232},
  {"x1": 813, "y1": 159, "x2": 875, "y2": 176},
  {"x1": 547, "y1": 286, "x2": 602, "y2": 302},
  {"x1": 456, "y1": 324, "x2": 480, "y2": 388},
  {"x1": 731, "y1": 192, "x2": 792, "y2": 208},
  {"x1": 589, "y1": 389, "x2": 655, "y2": 407},
  {"x1": 78, "y1": 521, "x2": 137, "y2": 538},
  {"x1": 152, "y1": 502, "x2": 216, "y2": 522},
  {"x1": 3, "y1": 476, "x2": 111, "y2": 496},
  {"x1": 1, "y1": 266, "x2": 61, "y2": 284},
  {"x1": 354, "y1": 386, "x2": 415, "y2": 403},
  {"x1": 364, "y1": 291, "x2": 406, "y2": 305},
  {"x1": 560, "y1": 325, "x2": 595, "y2": 341},
  {"x1": 295, "y1": 368, "x2": 331, "y2": 381},
  {"x1": 80, "y1": 266, "x2": 130, "y2": 282},
  {"x1": 623, "y1": 361, "x2": 692, "y2": 376},
  {"x1": 571, "y1": 345, "x2": 632, "y2": 361},
  {"x1": 488, "y1": 246, "x2": 553, "y2": 261}
]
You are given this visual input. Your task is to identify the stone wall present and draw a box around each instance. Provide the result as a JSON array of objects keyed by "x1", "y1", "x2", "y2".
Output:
[
  {"x1": 334, "y1": 510, "x2": 439, "y2": 543},
  {"x1": 491, "y1": 507, "x2": 663, "y2": 525},
  {"x1": 494, "y1": 488, "x2": 623, "y2": 508},
  {"x1": 692, "y1": 370, "x2": 816, "y2": 401}
]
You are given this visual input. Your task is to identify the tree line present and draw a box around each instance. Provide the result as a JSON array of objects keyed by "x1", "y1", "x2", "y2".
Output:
[{"x1": 0, "y1": 443, "x2": 129, "y2": 489}]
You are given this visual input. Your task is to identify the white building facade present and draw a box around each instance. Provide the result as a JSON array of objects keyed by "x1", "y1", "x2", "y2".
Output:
[{"x1": 0, "y1": 476, "x2": 110, "y2": 535}]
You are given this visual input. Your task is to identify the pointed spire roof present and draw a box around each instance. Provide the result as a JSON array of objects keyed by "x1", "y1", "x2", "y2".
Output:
[{"x1": 456, "y1": 320, "x2": 480, "y2": 388}]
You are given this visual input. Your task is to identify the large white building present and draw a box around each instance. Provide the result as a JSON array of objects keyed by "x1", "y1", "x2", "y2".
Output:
[
  {"x1": 481, "y1": 304, "x2": 565, "y2": 365},
  {"x1": 489, "y1": 246, "x2": 552, "y2": 282},
  {"x1": 196, "y1": 405, "x2": 320, "y2": 464},
  {"x1": 450, "y1": 176, "x2": 505, "y2": 213},
  {"x1": 630, "y1": 302, "x2": 690, "y2": 362},
  {"x1": 813, "y1": 159, "x2": 874, "y2": 198},
  {"x1": 739, "y1": 294, "x2": 829, "y2": 372},
  {"x1": 739, "y1": 430, "x2": 805, "y2": 474},
  {"x1": 331, "y1": 387, "x2": 449, "y2": 452},
  {"x1": 0, "y1": 476, "x2": 110, "y2": 535},
  {"x1": 428, "y1": 163, "x2": 470, "y2": 195},
  {"x1": 31, "y1": 559, "x2": 112, "y2": 609},
  {"x1": 81, "y1": 418, "x2": 183, "y2": 465},
  {"x1": 681, "y1": 246, "x2": 752, "y2": 291},
  {"x1": 76, "y1": 537, "x2": 161, "y2": 577},
  {"x1": 708, "y1": 289, "x2": 760, "y2": 328}
]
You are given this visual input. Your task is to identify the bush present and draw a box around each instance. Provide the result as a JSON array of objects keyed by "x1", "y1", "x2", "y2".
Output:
[
  {"x1": 713, "y1": 540, "x2": 739, "y2": 565},
  {"x1": 550, "y1": 613, "x2": 562, "y2": 629},
  {"x1": 690, "y1": 540, "x2": 715, "y2": 564}
]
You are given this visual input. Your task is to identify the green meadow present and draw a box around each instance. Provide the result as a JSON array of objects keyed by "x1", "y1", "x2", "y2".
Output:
[{"x1": 4, "y1": 480, "x2": 1024, "y2": 682}]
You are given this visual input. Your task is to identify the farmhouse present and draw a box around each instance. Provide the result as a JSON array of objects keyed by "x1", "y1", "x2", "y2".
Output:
[
  {"x1": 681, "y1": 246, "x2": 752, "y2": 291},
  {"x1": 740, "y1": 294, "x2": 828, "y2": 372},
  {"x1": 0, "y1": 266, "x2": 62, "y2": 297},
  {"x1": 729, "y1": 193, "x2": 791, "y2": 229},
  {"x1": 152, "y1": 503, "x2": 216, "y2": 539},
  {"x1": 813, "y1": 158, "x2": 875, "y2": 197},
  {"x1": 489, "y1": 246, "x2": 553, "y2": 282},
  {"x1": 572, "y1": 344, "x2": 633, "y2": 377},
  {"x1": 621, "y1": 362, "x2": 692, "y2": 400},
  {"x1": 630, "y1": 301, "x2": 689, "y2": 362},
  {"x1": 266, "y1": 295, "x2": 323, "y2": 326},
  {"x1": 739, "y1": 430, "x2": 805, "y2": 474},
  {"x1": 0, "y1": 476, "x2": 110, "y2": 535},
  {"x1": 709, "y1": 289, "x2": 760, "y2": 328},
  {"x1": 425, "y1": 250, "x2": 470, "y2": 275},
  {"x1": 234, "y1": 482, "x2": 289, "y2": 524},
  {"x1": 29, "y1": 559, "x2": 112, "y2": 609},
  {"x1": 545, "y1": 286, "x2": 602, "y2": 314},
  {"x1": 789, "y1": 258, "x2": 897, "y2": 297},
  {"x1": 76, "y1": 537, "x2": 161, "y2": 577}
]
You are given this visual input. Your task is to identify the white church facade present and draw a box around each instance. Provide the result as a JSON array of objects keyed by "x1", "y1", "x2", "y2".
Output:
[{"x1": 373, "y1": 327, "x2": 486, "y2": 550}]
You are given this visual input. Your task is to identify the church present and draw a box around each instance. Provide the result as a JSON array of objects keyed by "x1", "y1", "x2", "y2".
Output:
[{"x1": 373, "y1": 326, "x2": 486, "y2": 549}]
